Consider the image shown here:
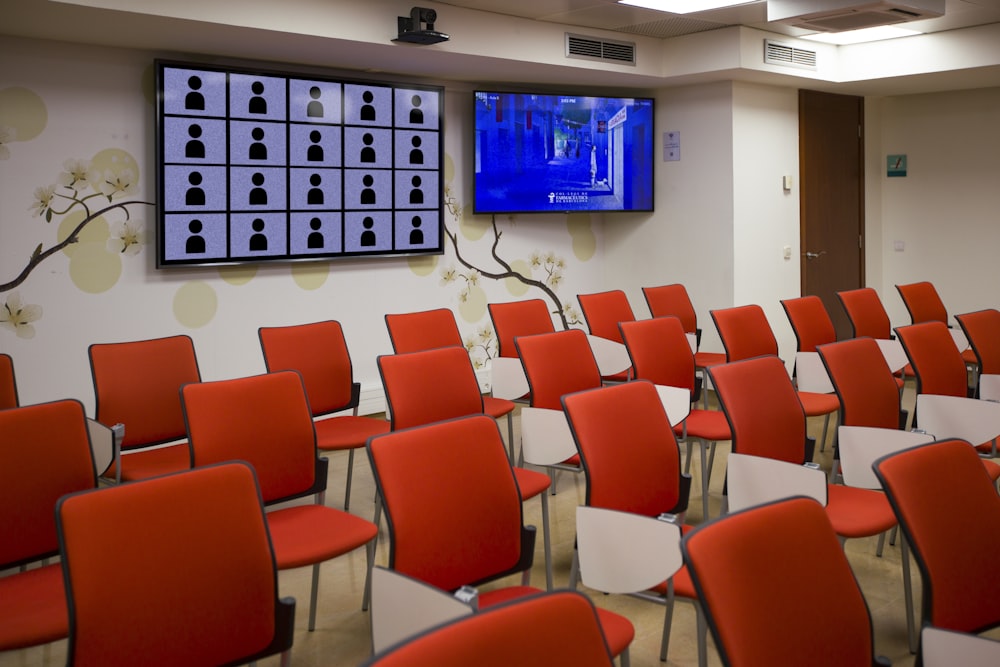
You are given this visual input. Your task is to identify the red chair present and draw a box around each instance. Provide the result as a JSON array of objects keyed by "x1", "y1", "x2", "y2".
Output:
[
  {"x1": 576, "y1": 289, "x2": 635, "y2": 383},
  {"x1": 0, "y1": 399, "x2": 96, "y2": 652},
  {"x1": 181, "y1": 370, "x2": 378, "y2": 631},
  {"x1": 837, "y1": 288, "x2": 895, "y2": 340},
  {"x1": 620, "y1": 316, "x2": 731, "y2": 519},
  {"x1": 362, "y1": 590, "x2": 615, "y2": 667},
  {"x1": 896, "y1": 281, "x2": 979, "y2": 371},
  {"x1": 874, "y1": 440, "x2": 1000, "y2": 641},
  {"x1": 384, "y1": 307, "x2": 516, "y2": 448},
  {"x1": 0, "y1": 353, "x2": 17, "y2": 409},
  {"x1": 259, "y1": 320, "x2": 389, "y2": 510},
  {"x1": 682, "y1": 497, "x2": 886, "y2": 667},
  {"x1": 642, "y1": 283, "x2": 726, "y2": 377},
  {"x1": 88, "y1": 335, "x2": 200, "y2": 482},
  {"x1": 57, "y1": 462, "x2": 294, "y2": 667},
  {"x1": 711, "y1": 304, "x2": 840, "y2": 449},
  {"x1": 781, "y1": 295, "x2": 837, "y2": 353},
  {"x1": 366, "y1": 414, "x2": 634, "y2": 663},
  {"x1": 956, "y1": 308, "x2": 1000, "y2": 395},
  {"x1": 488, "y1": 298, "x2": 556, "y2": 359}
]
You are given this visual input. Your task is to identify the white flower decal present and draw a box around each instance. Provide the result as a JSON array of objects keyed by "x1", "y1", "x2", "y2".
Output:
[
  {"x1": 0, "y1": 292, "x2": 43, "y2": 339},
  {"x1": 0, "y1": 126, "x2": 14, "y2": 160},
  {"x1": 29, "y1": 184, "x2": 57, "y2": 218},
  {"x1": 107, "y1": 219, "x2": 145, "y2": 255}
]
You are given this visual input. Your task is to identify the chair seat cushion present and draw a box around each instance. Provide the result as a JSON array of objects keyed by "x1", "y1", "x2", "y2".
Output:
[
  {"x1": 484, "y1": 396, "x2": 516, "y2": 419},
  {"x1": 649, "y1": 562, "x2": 698, "y2": 600},
  {"x1": 980, "y1": 458, "x2": 1000, "y2": 482},
  {"x1": 797, "y1": 392, "x2": 840, "y2": 417},
  {"x1": 113, "y1": 442, "x2": 191, "y2": 482},
  {"x1": 267, "y1": 504, "x2": 378, "y2": 570},
  {"x1": 675, "y1": 410, "x2": 731, "y2": 442},
  {"x1": 694, "y1": 351, "x2": 726, "y2": 369},
  {"x1": 314, "y1": 415, "x2": 390, "y2": 451},
  {"x1": 513, "y1": 468, "x2": 550, "y2": 500},
  {"x1": 0, "y1": 563, "x2": 67, "y2": 651},
  {"x1": 825, "y1": 485, "x2": 897, "y2": 539}
]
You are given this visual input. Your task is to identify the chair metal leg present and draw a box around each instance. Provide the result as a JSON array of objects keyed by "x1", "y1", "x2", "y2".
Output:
[
  {"x1": 876, "y1": 530, "x2": 887, "y2": 557},
  {"x1": 568, "y1": 550, "x2": 580, "y2": 589},
  {"x1": 659, "y1": 579, "x2": 676, "y2": 662},
  {"x1": 506, "y1": 413, "x2": 515, "y2": 463},
  {"x1": 279, "y1": 649, "x2": 292, "y2": 667},
  {"x1": 819, "y1": 412, "x2": 832, "y2": 452},
  {"x1": 901, "y1": 534, "x2": 918, "y2": 654},
  {"x1": 541, "y1": 491, "x2": 553, "y2": 590},
  {"x1": 619, "y1": 646, "x2": 630, "y2": 667},
  {"x1": 308, "y1": 562, "x2": 321, "y2": 631},
  {"x1": 889, "y1": 524, "x2": 898, "y2": 546},
  {"x1": 344, "y1": 448, "x2": 355, "y2": 511},
  {"x1": 696, "y1": 602, "x2": 708, "y2": 667},
  {"x1": 699, "y1": 441, "x2": 710, "y2": 520}
]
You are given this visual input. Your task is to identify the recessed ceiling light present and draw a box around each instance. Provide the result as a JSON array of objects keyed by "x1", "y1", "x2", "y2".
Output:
[
  {"x1": 800, "y1": 25, "x2": 920, "y2": 45},
  {"x1": 618, "y1": 1, "x2": 755, "y2": 14}
]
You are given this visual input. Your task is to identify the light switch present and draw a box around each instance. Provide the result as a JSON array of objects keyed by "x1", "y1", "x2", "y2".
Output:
[
  {"x1": 783, "y1": 245, "x2": 792, "y2": 260},
  {"x1": 782, "y1": 175, "x2": 793, "y2": 191},
  {"x1": 893, "y1": 240, "x2": 905, "y2": 252}
]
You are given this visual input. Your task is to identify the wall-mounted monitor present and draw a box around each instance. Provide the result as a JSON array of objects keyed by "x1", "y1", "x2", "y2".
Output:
[
  {"x1": 155, "y1": 59, "x2": 444, "y2": 268},
  {"x1": 473, "y1": 90, "x2": 654, "y2": 214}
]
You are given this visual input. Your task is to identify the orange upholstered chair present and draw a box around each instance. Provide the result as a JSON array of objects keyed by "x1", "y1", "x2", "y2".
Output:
[
  {"x1": 377, "y1": 346, "x2": 553, "y2": 589},
  {"x1": 259, "y1": 320, "x2": 389, "y2": 510},
  {"x1": 0, "y1": 399, "x2": 96, "y2": 652},
  {"x1": 956, "y1": 308, "x2": 1000, "y2": 393},
  {"x1": 682, "y1": 497, "x2": 885, "y2": 667},
  {"x1": 384, "y1": 307, "x2": 516, "y2": 446},
  {"x1": 642, "y1": 283, "x2": 727, "y2": 379},
  {"x1": 181, "y1": 370, "x2": 378, "y2": 631},
  {"x1": 576, "y1": 289, "x2": 635, "y2": 382},
  {"x1": 838, "y1": 287, "x2": 913, "y2": 385},
  {"x1": 88, "y1": 335, "x2": 200, "y2": 482},
  {"x1": 711, "y1": 304, "x2": 840, "y2": 448},
  {"x1": 874, "y1": 440, "x2": 1000, "y2": 642},
  {"x1": 619, "y1": 316, "x2": 731, "y2": 519},
  {"x1": 363, "y1": 590, "x2": 615, "y2": 667},
  {"x1": 781, "y1": 295, "x2": 837, "y2": 353},
  {"x1": 562, "y1": 380, "x2": 699, "y2": 663},
  {"x1": 488, "y1": 298, "x2": 557, "y2": 359},
  {"x1": 57, "y1": 462, "x2": 294, "y2": 667},
  {"x1": 366, "y1": 414, "x2": 634, "y2": 663},
  {"x1": 0, "y1": 353, "x2": 17, "y2": 409},
  {"x1": 896, "y1": 281, "x2": 979, "y2": 372}
]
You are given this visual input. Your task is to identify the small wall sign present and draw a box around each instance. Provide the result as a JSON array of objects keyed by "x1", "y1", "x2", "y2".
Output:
[{"x1": 887, "y1": 154, "x2": 907, "y2": 177}]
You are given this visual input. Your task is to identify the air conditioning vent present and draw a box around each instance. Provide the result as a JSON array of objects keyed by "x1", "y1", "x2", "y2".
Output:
[
  {"x1": 764, "y1": 40, "x2": 818, "y2": 70},
  {"x1": 768, "y1": 0, "x2": 944, "y2": 32},
  {"x1": 566, "y1": 33, "x2": 636, "y2": 66}
]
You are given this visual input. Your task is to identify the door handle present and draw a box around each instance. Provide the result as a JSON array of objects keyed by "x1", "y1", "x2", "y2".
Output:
[{"x1": 803, "y1": 251, "x2": 827, "y2": 260}]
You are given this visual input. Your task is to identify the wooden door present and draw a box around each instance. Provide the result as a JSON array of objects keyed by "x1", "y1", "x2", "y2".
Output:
[{"x1": 799, "y1": 89, "x2": 864, "y2": 341}]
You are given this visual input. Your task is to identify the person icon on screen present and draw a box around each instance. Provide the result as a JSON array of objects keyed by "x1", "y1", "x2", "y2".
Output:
[
  {"x1": 409, "y1": 174, "x2": 423, "y2": 205},
  {"x1": 249, "y1": 127, "x2": 268, "y2": 160},
  {"x1": 307, "y1": 130, "x2": 324, "y2": 162},
  {"x1": 185, "y1": 171, "x2": 206, "y2": 206},
  {"x1": 248, "y1": 81, "x2": 267, "y2": 115},
  {"x1": 185, "y1": 219, "x2": 206, "y2": 253},
  {"x1": 307, "y1": 174, "x2": 324, "y2": 205},
  {"x1": 590, "y1": 145, "x2": 597, "y2": 187},
  {"x1": 249, "y1": 218, "x2": 268, "y2": 251},
  {"x1": 360, "y1": 216, "x2": 376, "y2": 246},
  {"x1": 360, "y1": 133, "x2": 376, "y2": 163},
  {"x1": 185, "y1": 124, "x2": 205, "y2": 159},
  {"x1": 409, "y1": 135, "x2": 424, "y2": 165},
  {"x1": 307, "y1": 86, "x2": 324, "y2": 118},
  {"x1": 360, "y1": 90, "x2": 376, "y2": 121},
  {"x1": 307, "y1": 217, "x2": 324, "y2": 249},
  {"x1": 409, "y1": 94, "x2": 424, "y2": 124},
  {"x1": 185, "y1": 76, "x2": 205, "y2": 110},
  {"x1": 360, "y1": 174, "x2": 376, "y2": 205},
  {"x1": 409, "y1": 215, "x2": 424, "y2": 245},
  {"x1": 249, "y1": 172, "x2": 267, "y2": 205}
]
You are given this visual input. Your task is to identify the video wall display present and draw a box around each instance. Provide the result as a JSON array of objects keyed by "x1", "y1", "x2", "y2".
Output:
[{"x1": 155, "y1": 59, "x2": 444, "y2": 267}]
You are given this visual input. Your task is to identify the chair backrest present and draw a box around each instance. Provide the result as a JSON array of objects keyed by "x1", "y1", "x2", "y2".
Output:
[
  {"x1": 488, "y1": 299, "x2": 556, "y2": 358},
  {"x1": 515, "y1": 329, "x2": 603, "y2": 410},
  {"x1": 874, "y1": 439, "x2": 1000, "y2": 633},
  {"x1": 57, "y1": 462, "x2": 293, "y2": 667},
  {"x1": 895, "y1": 321, "x2": 968, "y2": 398},
  {"x1": 956, "y1": 309, "x2": 1000, "y2": 375},
  {"x1": 258, "y1": 320, "x2": 358, "y2": 417},
  {"x1": 0, "y1": 399, "x2": 96, "y2": 568},
  {"x1": 182, "y1": 370, "x2": 323, "y2": 505},
  {"x1": 642, "y1": 284, "x2": 698, "y2": 333},
  {"x1": 817, "y1": 337, "x2": 902, "y2": 430},
  {"x1": 836, "y1": 288, "x2": 892, "y2": 339},
  {"x1": 385, "y1": 308, "x2": 462, "y2": 353},
  {"x1": 619, "y1": 316, "x2": 696, "y2": 394},
  {"x1": 378, "y1": 346, "x2": 484, "y2": 430},
  {"x1": 367, "y1": 415, "x2": 531, "y2": 592},
  {"x1": 681, "y1": 497, "x2": 877, "y2": 667},
  {"x1": 710, "y1": 304, "x2": 779, "y2": 361},
  {"x1": 89, "y1": 335, "x2": 201, "y2": 449},
  {"x1": 0, "y1": 353, "x2": 18, "y2": 409},
  {"x1": 577, "y1": 290, "x2": 635, "y2": 343},
  {"x1": 708, "y1": 355, "x2": 809, "y2": 464},
  {"x1": 781, "y1": 295, "x2": 837, "y2": 352},
  {"x1": 361, "y1": 590, "x2": 614, "y2": 667},
  {"x1": 562, "y1": 381, "x2": 686, "y2": 516},
  {"x1": 896, "y1": 281, "x2": 949, "y2": 325}
]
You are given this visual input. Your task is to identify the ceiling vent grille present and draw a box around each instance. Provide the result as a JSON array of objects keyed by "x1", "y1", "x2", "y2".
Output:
[
  {"x1": 566, "y1": 33, "x2": 636, "y2": 66},
  {"x1": 764, "y1": 40, "x2": 818, "y2": 70}
]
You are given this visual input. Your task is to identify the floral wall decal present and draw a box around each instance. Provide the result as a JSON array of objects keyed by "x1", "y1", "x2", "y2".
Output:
[{"x1": 0, "y1": 292, "x2": 42, "y2": 339}]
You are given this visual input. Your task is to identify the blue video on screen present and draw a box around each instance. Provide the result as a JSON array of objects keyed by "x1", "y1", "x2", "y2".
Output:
[{"x1": 473, "y1": 91, "x2": 654, "y2": 214}]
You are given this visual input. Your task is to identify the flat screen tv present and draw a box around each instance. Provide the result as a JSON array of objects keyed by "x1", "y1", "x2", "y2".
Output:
[
  {"x1": 155, "y1": 59, "x2": 444, "y2": 268},
  {"x1": 473, "y1": 90, "x2": 654, "y2": 214}
]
